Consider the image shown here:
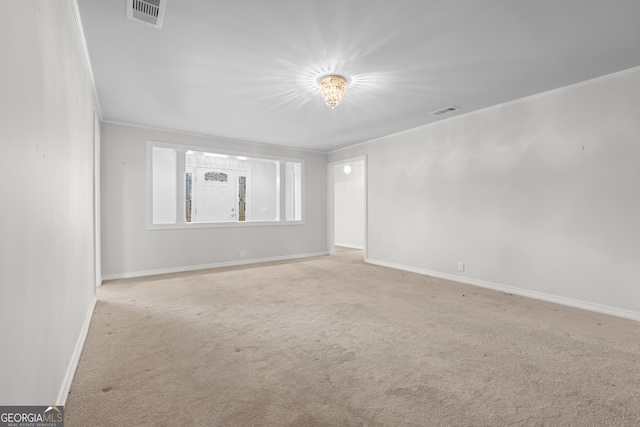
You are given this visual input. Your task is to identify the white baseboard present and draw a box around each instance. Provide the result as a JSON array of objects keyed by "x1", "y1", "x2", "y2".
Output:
[
  {"x1": 57, "y1": 296, "x2": 97, "y2": 405},
  {"x1": 102, "y1": 251, "x2": 329, "y2": 281},
  {"x1": 366, "y1": 257, "x2": 640, "y2": 323},
  {"x1": 335, "y1": 243, "x2": 365, "y2": 250}
]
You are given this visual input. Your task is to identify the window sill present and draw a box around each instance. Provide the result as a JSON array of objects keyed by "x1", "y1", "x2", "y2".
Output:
[{"x1": 146, "y1": 220, "x2": 305, "y2": 230}]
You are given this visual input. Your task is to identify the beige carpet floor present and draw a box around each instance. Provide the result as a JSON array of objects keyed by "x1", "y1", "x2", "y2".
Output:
[{"x1": 65, "y1": 248, "x2": 640, "y2": 426}]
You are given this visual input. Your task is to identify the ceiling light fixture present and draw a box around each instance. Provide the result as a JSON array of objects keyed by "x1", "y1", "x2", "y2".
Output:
[{"x1": 319, "y1": 75, "x2": 347, "y2": 108}]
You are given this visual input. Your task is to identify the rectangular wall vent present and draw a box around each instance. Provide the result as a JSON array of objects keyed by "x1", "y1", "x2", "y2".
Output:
[
  {"x1": 429, "y1": 106, "x2": 460, "y2": 116},
  {"x1": 127, "y1": 0, "x2": 166, "y2": 29}
]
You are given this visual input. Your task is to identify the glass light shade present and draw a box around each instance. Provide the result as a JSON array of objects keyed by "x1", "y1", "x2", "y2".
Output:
[{"x1": 319, "y1": 75, "x2": 347, "y2": 108}]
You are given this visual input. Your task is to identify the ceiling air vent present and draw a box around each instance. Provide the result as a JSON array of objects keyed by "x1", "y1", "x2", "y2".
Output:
[
  {"x1": 127, "y1": 0, "x2": 167, "y2": 29},
  {"x1": 429, "y1": 106, "x2": 460, "y2": 116}
]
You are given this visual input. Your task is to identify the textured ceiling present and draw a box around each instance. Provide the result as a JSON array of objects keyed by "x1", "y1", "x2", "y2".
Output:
[{"x1": 77, "y1": 0, "x2": 640, "y2": 152}]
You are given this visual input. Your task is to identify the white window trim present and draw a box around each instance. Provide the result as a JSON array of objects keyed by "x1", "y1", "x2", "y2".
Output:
[{"x1": 146, "y1": 140, "x2": 305, "y2": 230}]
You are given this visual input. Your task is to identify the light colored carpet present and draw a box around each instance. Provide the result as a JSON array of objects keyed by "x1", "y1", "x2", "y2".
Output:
[{"x1": 66, "y1": 248, "x2": 640, "y2": 426}]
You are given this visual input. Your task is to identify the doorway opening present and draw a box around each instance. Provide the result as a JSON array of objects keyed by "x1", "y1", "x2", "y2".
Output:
[{"x1": 328, "y1": 156, "x2": 367, "y2": 259}]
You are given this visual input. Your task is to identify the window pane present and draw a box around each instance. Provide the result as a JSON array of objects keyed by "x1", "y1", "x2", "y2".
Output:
[
  {"x1": 185, "y1": 173, "x2": 192, "y2": 222},
  {"x1": 185, "y1": 151, "x2": 280, "y2": 223},
  {"x1": 148, "y1": 141, "x2": 303, "y2": 228}
]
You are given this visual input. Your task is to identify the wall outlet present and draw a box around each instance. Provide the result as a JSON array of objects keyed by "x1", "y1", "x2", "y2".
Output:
[
  {"x1": 240, "y1": 250, "x2": 245, "y2": 258},
  {"x1": 457, "y1": 261, "x2": 465, "y2": 272}
]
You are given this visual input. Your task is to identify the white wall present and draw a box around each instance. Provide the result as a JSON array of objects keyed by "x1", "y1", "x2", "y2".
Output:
[
  {"x1": 101, "y1": 122, "x2": 327, "y2": 278},
  {"x1": 0, "y1": 0, "x2": 99, "y2": 404},
  {"x1": 250, "y1": 161, "x2": 279, "y2": 221},
  {"x1": 329, "y1": 68, "x2": 640, "y2": 319},
  {"x1": 334, "y1": 161, "x2": 365, "y2": 249}
]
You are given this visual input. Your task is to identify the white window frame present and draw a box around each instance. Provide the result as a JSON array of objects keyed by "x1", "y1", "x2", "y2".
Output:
[{"x1": 146, "y1": 140, "x2": 305, "y2": 229}]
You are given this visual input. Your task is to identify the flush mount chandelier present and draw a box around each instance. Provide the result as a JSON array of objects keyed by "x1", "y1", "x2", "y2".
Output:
[{"x1": 319, "y1": 75, "x2": 347, "y2": 108}]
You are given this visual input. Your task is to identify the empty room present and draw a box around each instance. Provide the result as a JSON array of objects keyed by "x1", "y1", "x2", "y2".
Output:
[{"x1": 2, "y1": 1, "x2": 640, "y2": 426}]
